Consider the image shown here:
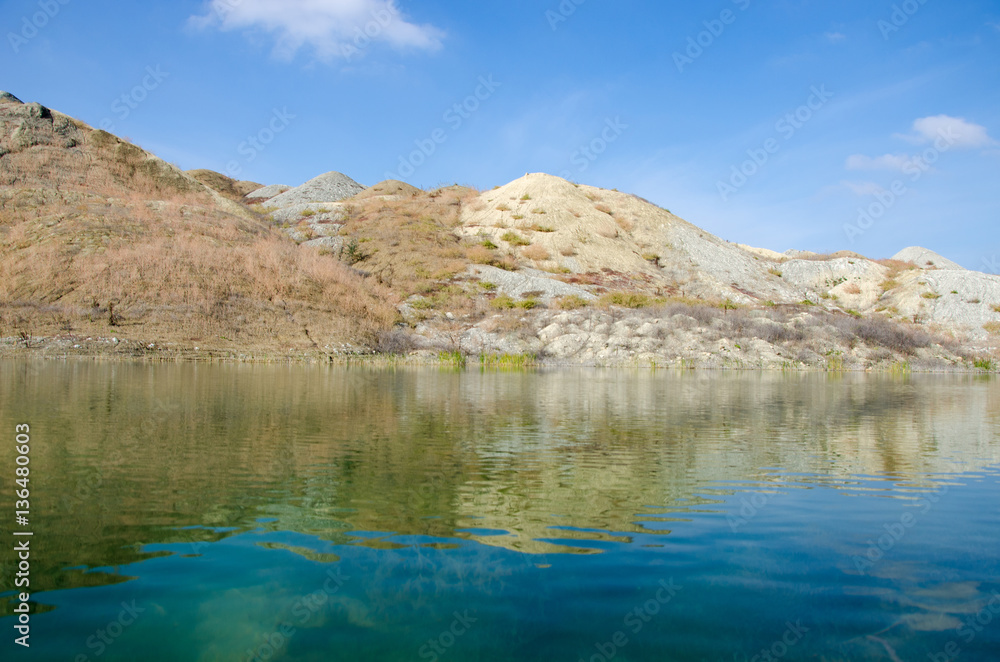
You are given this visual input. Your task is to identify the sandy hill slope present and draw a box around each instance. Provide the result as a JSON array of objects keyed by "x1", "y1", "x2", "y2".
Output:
[
  {"x1": 0, "y1": 92, "x2": 396, "y2": 353},
  {"x1": 459, "y1": 173, "x2": 804, "y2": 303},
  {"x1": 186, "y1": 169, "x2": 263, "y2": 201},
  {"x1": 893, "y1": 246, "x2": 965, "y2": 271},
  {"x1": 450, "y1": 174, "x2": 1000, "y2": 339}
]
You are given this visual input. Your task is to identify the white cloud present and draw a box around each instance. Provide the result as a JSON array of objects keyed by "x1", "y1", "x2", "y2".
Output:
[
  {"x1": 841, "y1": 181, "x2": 887, "y2": 197},
  {"x1": 893, "y1": 115, "x2": 996, "y2": 149},
  {"x1": 189, "y1": 0, "x2": 445, "y2": 61},
  {"x1": 845, "y1": 153, "x2": 915, "y2": 172},
  {"x1": 825, "y1": 32, "x2": 846, "y2": 43}
]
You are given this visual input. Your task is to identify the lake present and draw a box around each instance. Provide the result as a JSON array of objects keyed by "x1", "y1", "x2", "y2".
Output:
[{"x1": 1, "y1": 362, "x2": 999, "y2": 661}]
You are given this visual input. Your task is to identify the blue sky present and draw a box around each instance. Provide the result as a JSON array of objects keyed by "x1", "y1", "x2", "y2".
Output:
[{"x1": 3, "y1": 0, "x2": 999, "y2": 268}]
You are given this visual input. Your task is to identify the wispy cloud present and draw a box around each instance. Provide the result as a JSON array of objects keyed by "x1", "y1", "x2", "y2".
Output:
[
  {"x1": 892, "y1": 115, "x2": 996, "y2": 149},
  {"x1": 189, "y1": 0, "x2": 445, "y2": 62},
  {"x1": 825, "y1": 31, "x2": 846, "y2": 43},
  {"x1": 841, "y1": 180, "x2": 887, "y2": 196},
  {"x1": 845, "y1": 153, "x2": 915, "y2": 172}
]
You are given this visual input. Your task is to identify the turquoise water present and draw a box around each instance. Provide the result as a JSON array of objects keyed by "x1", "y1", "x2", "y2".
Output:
[{"x1": 1, "y1": 362, "x2": 999, "y2": 661}]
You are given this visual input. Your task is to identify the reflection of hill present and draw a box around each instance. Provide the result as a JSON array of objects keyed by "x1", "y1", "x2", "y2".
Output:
[{"x1": 1, "y1": 362, "x2": 997, "y2": 597}]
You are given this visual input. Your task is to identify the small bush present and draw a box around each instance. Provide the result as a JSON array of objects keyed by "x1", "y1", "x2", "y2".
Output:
[
  {"x1": 992, "y1": 304, "x2": 1000, "y2": 313},
  {"x1": 531, "y1": 208, "x2": 547, "y2": 215},
  {"x1": 521, "y1": 194, "x2": 532, "y2": 201},
  {"x1": 556, "y1": 295, "x2": 590, "y2": 310},
  {"x1": 974, "y1": 358, "x2": 995, "y2": 371},
  {"x1": 843, "y1": 283, "x2": 862, "y2": 295},
  {"x1": 522, "y1": 245, "x2": 551, "y2": 261},
  {"x1": 480, "y1": 239, "x2": 498, "y2": 250},
  {"x1": 468, "y1": 245, "x2": 498, "y2": 265},
  {"x1": 529, "y1": 224, "x2": 555, "y2": 232},
  {"x1": 374, "y1": 328, "x2": 415, "y2": 355},
  {"x1": 501, "y1": 231, "x2": 531, "y2": 246},
  {"x1": 768, "y1": 268, "x2": 783, "y2": 278},
  {"x1": 922, "y1": 292, "x2": 942, "y2": 300},
  {"x1": 985, "y1": 322, "x2": 1000, "y2": 336},
  {"x1": 595, "y1": 203, "x2": 613, "y2": 215},
  {"x1": 480, "y1": 353, "x2": 536, "y2": 368},
  {"x1": 599, "y1": 291, "x2": 653, "y2": 309},
  {"x1": 496, "y1": 204, "x2": 511, "y2": 212},
  {"x1": 301, "y1": 209, "x2": 316, "y2": 218},
  {"x1": 491, "y1": 295, "x2": 516, "y2": 310}
]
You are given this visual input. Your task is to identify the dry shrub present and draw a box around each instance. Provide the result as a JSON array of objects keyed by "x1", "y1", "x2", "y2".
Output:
[
  {"x1": 831, "y1": 315, "x2": 931, "y2": 355},
  {"x1": 335, "y1": 187, "x2": 477, "y2": 294},
  {"x1": 843, "y1": 283, "x2": 862, "y2": 295},
  {"x1": 615, "y1": 217, "x2": 634, "y2": 232},
  {"x1": 522, "y1": 245, "x2": 551, "y2": 261},
  {"x1": 876, "y1": 259, "x2": 919, "y2": 279}
]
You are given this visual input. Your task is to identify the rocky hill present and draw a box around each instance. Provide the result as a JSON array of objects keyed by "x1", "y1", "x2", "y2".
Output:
[
  {"x1": 1, "y1": 92, "x2": 998, "y2": 369},
  {"x1": 0, "y1": 92, "x2": 397, "y2": 356}
]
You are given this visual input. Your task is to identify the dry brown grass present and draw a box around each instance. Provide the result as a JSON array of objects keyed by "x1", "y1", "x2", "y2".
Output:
[
  {"x1": 843, "y1": 283, "x2": 862, "y2": 295},
  {"x1": 0, "y1": 104, "x2": 399, "y2": 350},
  {"x1": 877, "y1": 259, "x2": 919, "y2": 279},
  {"x1": 522, "y1": 245, "x2": 551, "y2": 261}
]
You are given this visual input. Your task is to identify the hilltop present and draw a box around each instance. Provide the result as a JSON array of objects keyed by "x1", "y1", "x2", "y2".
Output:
[{"x1": 1, "y1": 92, "x2": 998, "y2": 369}]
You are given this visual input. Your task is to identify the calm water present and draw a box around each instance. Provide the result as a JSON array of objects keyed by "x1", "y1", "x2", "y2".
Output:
[{"x1": 1, "y1": 362, "x2": 999, "y2": 661}]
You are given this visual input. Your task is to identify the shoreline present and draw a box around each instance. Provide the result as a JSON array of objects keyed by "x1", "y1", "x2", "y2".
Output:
[{"x1": 1, "y1": 335, "x2": 994, "y2": 374}]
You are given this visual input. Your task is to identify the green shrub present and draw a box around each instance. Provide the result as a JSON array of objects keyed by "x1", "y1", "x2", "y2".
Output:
[
  {"x1": 501, "y1": 231, "x2": 531, "y2": 246},
  {"x1": 599, "y1": 291, "x2": 653, "y2": 309},
  {"x1": 556, "y1": 295, "x2": 590, "y2": 310}
]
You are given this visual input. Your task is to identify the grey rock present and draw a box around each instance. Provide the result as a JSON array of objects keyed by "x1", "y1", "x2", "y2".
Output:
[
  {"x1": 245, "y1": 184, "x2": 291, "y2": 200},
  {"x1": 469, "y1": 265, "x2": 595, "y2": 301},
  {"x1": 265, "y1": 171, "x2": 365, "y2": 208}
]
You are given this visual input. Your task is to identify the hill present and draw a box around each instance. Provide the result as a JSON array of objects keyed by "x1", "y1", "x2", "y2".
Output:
[
  {"x1": 0, "y1": 92, "x2": 397, "y2": 356},
  {"x1": 1, "y1": 92, "x2": 998, "y2": 369}
]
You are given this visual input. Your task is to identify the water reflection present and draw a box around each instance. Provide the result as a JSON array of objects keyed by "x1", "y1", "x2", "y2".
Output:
[{"x1": 0, "y1": 362, "x2": 998, "y2": 660}]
